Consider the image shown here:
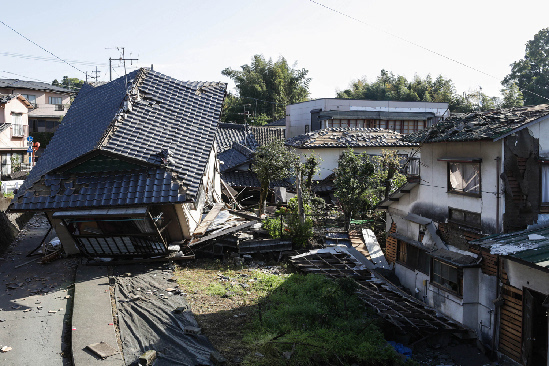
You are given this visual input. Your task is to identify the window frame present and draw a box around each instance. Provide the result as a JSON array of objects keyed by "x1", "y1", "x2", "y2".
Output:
[
  {"x1": 11, "y1": 112, "x2": 24, "y2": 137},
  {"x1": 540, "y1": 162, "x2": 549, "y2": 210},
  {"x1": 431, "y1": 258, "x2": 463, "y2": 296},
  {"x1": 448, "y1": 207, "x2": 481, "y2": 229},
  {"x1": 439, "y1": 158, "x2": 482, "y2": 197},
  {"x1": 48, "y1": 96, "x2": 62, "y2": 105},
  {"x1": 396, "y1": 240, "x2": 430, "y2": 275}
]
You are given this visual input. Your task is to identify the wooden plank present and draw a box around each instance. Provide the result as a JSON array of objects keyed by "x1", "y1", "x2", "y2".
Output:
[
  {"x1": 501, "y1": 314, "x2": 523, "y2": 330},
  {"x1": 193, "y1": 203, "x2": 224, "y2": 237},
  {"x1": 501, "y1": 308, "x2": 523, "y2": 320},
  {"x1": 500, "y1": 325, "x2": 522, "y2": 339},
  {"x1": 499, "y1": 333, "x2": 522, "y2": 354}
]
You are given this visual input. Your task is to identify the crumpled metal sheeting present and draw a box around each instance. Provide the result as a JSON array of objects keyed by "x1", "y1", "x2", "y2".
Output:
[{"x1": 114, "y1": 265, "x2": 217, "y2": 366}]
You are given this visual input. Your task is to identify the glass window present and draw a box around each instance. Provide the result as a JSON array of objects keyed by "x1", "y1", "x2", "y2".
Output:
[
  {"x1": 21, "y1": 94, "x2": 36, "y2": 105},
  {"x1": 397, "y1": 241, "x2": 430, "y2": 274},
  {"x1": 449, "y1": 162, "x2": 480, "y2": 195},
  {"x1": 11, "y1": 113, "x2": 23, "y2": 136},
  {"x1": 432, "y1": 259, "x2": 461, "y2": 294},
  {"x1": 449, "y1": 207, "x2": 481, "y2": 227},
  {"x1": 48, "y1": 96, "x2": 62, "y2": 105}
]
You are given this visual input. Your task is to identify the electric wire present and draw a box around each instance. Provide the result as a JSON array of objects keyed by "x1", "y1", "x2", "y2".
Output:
[
  {"x1": 307, "y1": 0, "x2": 549, "y2": 103},
  {"x1": 0, "y1": 19, "x2": 86, "y2": 75},
  {"x1": 0, "y1": 70, "x2": 47, "y2": 83},
  {"x1": 0, "y1": 52, "x2": 106, "y2": 67}
]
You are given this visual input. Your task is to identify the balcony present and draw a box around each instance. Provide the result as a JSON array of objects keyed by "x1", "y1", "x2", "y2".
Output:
[
  {"x1": 10, "y1": 124, "x2": 28, "y2": 138},
  {"x1": 54, "y1": 104, "x2": 64, "y2": 111}
]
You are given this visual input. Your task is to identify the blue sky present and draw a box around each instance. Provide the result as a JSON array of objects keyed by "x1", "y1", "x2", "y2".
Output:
[{"x1": 1, "y1": 0, "x2": 548, "y2": 100}]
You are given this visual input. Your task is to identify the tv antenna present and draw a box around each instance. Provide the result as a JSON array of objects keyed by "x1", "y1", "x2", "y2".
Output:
[{"x1": 107, "y1": 47, "x2": 138, "y2": 81}]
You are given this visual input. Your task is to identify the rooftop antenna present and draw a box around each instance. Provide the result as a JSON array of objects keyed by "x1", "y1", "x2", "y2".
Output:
[{"x1": 106, "y1": 46, "x2": 138, "y2": 82}]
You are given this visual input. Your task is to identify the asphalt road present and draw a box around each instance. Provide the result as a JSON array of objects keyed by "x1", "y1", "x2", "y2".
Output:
[{"x1": 0, "y1": 214, "x2": 78, "y2": 366}]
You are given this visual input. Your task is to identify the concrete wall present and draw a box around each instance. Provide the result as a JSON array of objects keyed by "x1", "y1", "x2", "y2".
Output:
[
  {"x1": 285, "y1": 99, "x2": 449, "y2": 138},
  {"x1": 293, "y1": 146, "x2": 418, "y2": 180},
  {"x1": 387, "y1": 141, "x2": 504, "y2": 235},
  {"x1": 505, "y1": 258, "x2": 549, "y2": 294},
  {"x1": 526, "y1": 115, "x2": 549, "y2": 156},
  {"x1": 0, "y1": 197, "x2": 33, "y2": 255}
]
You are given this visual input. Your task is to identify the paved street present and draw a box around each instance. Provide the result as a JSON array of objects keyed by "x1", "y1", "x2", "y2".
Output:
[{"x1": 0, "y1": 214, "x2": 78, "y2": 366}]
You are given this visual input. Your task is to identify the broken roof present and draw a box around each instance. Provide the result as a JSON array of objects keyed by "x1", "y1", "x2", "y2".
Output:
[
  {"x1": 216, "y1": 123, "x2": 258, "y2": 172},
  {"x1": 403, "y1": 104, "x2": 549, "y2": 143},
  {"x1": 10, "y1": 68, "x2": 226, "y2": 211},
  {"x1": 472, "y1": 224, "x2": 549, "y2": 269},
  {"x1": 0, "y1": 93, "x2": 33, "y2": 108},
  {"x1": 0, "y1": 79, "x2": 73, "y2": 94},
  {"x1": 285, "y1": 127, "x2": 419, "y2": 149},
  {"x1": 221, "y1": 170, "x2": 293, "y2": 189}
]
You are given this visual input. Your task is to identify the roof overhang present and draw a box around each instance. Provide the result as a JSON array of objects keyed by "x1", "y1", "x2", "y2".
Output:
[{"x1": 493, "y1": 113, "x2": 549, "y2": 142}]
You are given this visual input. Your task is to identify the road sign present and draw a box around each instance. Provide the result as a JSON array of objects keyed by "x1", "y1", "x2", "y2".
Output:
[
  {"x1": 27, "y1": 147, "x2": 33, "y2": 153},
  {"x1": 27, "y1": 136, "x2": 33, "y2": 142}
]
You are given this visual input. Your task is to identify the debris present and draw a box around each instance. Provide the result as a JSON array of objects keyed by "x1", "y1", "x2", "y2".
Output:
[
  {"x1": 138, "y1": 350, "x2": 157, "y2": 366},
  {"x1": 1, "y1": 346, "x2": 12, "y2": 353},
  {"x1": 210, "y1": 350, "x2": 227, "y2": 365},
  {"x1": 174, "y1": 306, "x2": 189, "y2": 314},
  {"x1": 86, "y1": 342, "x2": 118, "y2": 359},
  {"x1": 184, "y1": 326, "x2": 202, "y2": 336},
  {"x1": 48, "y1": 310, "x2": 57, "y2": 314}
]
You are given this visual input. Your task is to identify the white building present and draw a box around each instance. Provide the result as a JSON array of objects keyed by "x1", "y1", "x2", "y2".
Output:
[{"x1": 285, "y1": 99, "x2": 449, "y2": 138}]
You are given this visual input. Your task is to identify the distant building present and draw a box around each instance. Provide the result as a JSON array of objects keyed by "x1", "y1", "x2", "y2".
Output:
[
  {"x1": 0, "y1": 94, "x2": 33, "y2": 178},
  {"x1": 0, "y1": 79, "x2": 73, "y2": 134},
  {"x1": 285, "y1": 99, "x2": 449, "y2": 138}
]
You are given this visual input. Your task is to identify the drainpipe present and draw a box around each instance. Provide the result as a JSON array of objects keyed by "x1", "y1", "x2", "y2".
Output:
[{"x1": 495, "y1": 156, "x2": 501, "y2": 233}]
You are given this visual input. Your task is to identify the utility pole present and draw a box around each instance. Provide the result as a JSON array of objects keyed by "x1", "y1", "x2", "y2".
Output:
[
  {"x1": 91, "y1": 67, "x2": 100, "y2": 82},
  {"x1": 107, "y1": 47, "x2": 138, "y2": 81}
]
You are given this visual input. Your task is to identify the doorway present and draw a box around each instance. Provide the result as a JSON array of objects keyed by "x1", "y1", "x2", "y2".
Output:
[{"x1": 522, "y1": 288, "x2": 548, "y2": 366}]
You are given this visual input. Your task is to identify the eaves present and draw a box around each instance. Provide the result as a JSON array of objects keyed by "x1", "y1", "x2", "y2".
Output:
[{"x1": 493, "y1": 113, "x2": 549, "y2": 142}]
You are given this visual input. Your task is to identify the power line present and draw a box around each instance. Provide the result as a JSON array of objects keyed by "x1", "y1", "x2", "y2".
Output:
[
  {"x1": 0, "y1": 70, "x2": 47, "y2": 83},
  {"x1": 307, "y1": 0, "x2": 549, "y2": 103},
  {"x1": 0, "y1": 19, "x2": 86, "y2": 75},
  {"x1": 0, "y1": 52, "x2": 106, "y2": 67}
]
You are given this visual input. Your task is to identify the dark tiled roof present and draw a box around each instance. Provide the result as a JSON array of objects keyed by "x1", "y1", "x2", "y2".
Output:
[
  {"x1": 285, "y1": 127, "x2": 419, "y2": 148},
  {"x1": 12, "y1": 168, "x2": 183, "y2": 211},
  {"x1": 0, "y1": 79, "x2": 72, "y2": 94},
  {"x1": 249, "y1": 126, "x2": 285, "y2": 146},
  {"x1": 11, "y1": 68, "x2": 226, "y2": 211},
  {"x1": 403, "y1": 104, "x2": 549, "y2": 143},
  {"x1": 0, "y1": 93, "x2": 17, "y2": 104},
  {"x1": 216, "y1": 123, "x2": 258, "y2": 152},
  {"x1": 0, "y1": 124, "x2": 9, "y2": 133},
  {"x1": 222, "y1": 170, "x2": 293, "y2": 188},
  {"x1": 319, "y1": 110, "x2": 435, "y2": 121}
]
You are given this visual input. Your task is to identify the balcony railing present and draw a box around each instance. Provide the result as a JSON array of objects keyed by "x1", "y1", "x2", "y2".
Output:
[
  {"x1": 404, "y1": 157, "x2": 420, "y2": 177},
  {"x1": 10, "y1": 124, "x2": 28, "y2": 138},
  {"x1": 54, "y1": 104, "x2": 64, "y2": 111}
]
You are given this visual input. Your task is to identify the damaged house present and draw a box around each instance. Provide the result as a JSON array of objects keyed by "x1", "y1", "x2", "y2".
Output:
[
  {"x1": 376, "y1": 104, "x2": 549, "y2": 363},
  {"x1": 8, "y1": 68, "x2": 226, "y2": 257}
]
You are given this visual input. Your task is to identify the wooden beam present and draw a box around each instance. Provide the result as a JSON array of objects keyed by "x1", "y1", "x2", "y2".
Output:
[{"x1": 193, "y1": 203, "x2": 224, "y2": 237}]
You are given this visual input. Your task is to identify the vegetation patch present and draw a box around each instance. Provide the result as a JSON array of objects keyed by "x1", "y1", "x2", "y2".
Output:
[{"x1": 174, "y1": 259, "x2": 407, "y2": 366}]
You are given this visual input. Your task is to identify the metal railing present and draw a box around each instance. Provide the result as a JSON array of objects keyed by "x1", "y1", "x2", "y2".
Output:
[{"x1": 10, "y1": 124, "x2": 27, "y2": 137}]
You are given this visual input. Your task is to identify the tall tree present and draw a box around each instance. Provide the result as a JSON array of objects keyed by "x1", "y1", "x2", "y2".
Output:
[
  {"x1": 252, "y1": 139, "x2": 298, "y2": 214},
  {"x1": 333, "y1": 149, "x2": 375, "y2": 230},
  {"x1": 500, "y1": 82, "x2": 524, "y2": 109},
  {"x1": 503, "y1": 28, "x2": 549, "y2": 105},
  {"x1": 222, "y1": 55, "x2": 311, "y2": 124},
  {"x1": 51, "y1": 76, "x2": 85, "y2": 91}
]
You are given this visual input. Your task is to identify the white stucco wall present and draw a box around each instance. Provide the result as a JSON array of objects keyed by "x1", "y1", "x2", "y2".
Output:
[
  {"x1": 285, "y1": 99, "x2": 449, "y2": 138},
  {"x1": 0, "y1": 97, "x2": 30, "y2": 151},
  {"x1": 527, "y1": 115, "x2": 549, "y2": 156},
  {"x1": 387, "y1": 140, "x2": 504, "y2": 234},
  {"x1": 293, "y1": 146, "x2": 418, "y2": 180},
  {"x1": 505, "y1": 258, "x2": 549, "y2": 294}
]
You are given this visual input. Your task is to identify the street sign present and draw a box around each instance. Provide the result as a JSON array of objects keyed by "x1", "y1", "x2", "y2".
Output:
[
  {"x1": 27, "y1": 136, "x2": 33, "y2": 142},
  {"x1": 27, "y1": 147, "x2": 33, "y2": 153}
]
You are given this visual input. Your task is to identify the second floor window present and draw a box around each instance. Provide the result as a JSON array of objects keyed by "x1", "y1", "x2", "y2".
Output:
[
  {"x1": 11, "y1": 113, "x2": 23, "y2": 136},
  {"x1": 49, "y1": 96, "x2": 62, "y2": 105},
  {"x1": 542, "y1": 165, "x2": 549, "y2": 204},
  {"x1": 21, "y1": 94, "x2": 36, "y2": 106},
  {"x1": 448, "y1": 162, "x2": 481, "y2": 195}
]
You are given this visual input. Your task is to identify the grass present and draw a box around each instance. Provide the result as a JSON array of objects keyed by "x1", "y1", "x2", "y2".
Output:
[{"x1": 174, "y1": 259, "x2": 410, "y2": 366}]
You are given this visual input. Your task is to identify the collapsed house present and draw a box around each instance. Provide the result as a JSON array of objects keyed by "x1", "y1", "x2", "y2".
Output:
[
  {"x1": 376, "y1": 104, "x2": 549, "y2": 363},
  {"x1": 9, "y1": 68, "x2": 227, "y2": 257},
  {"x1": 216, "y1": 122, "x2": 292, "y2": 206}
]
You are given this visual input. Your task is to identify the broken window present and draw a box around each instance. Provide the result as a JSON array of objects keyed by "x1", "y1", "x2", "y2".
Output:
[
  {"x1": 397, "y1": 240, "x2": 430, "y2": 274},
  {"x1": 432, "y1": 259, "x2": 461, "y2": 295},
  {"x1": 448, "y1": 162, "x2": 480, "y2": 195},
  {"x1": 449, "y1": 207, "x2": 481, "y2": 228}
]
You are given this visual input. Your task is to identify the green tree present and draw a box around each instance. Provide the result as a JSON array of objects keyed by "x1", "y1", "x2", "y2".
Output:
[
  {"x1": 222, "y1": 54, "x2": 311, "y2": 123},
  {"x1": 500, "y1": 82, "x2": 524, "y2": 108},
  {"x1": 252, "y1": 139, "x2": 298, "y2": 214},
  {"x1": 503, "y1": 28, "x2": 549, "y2": 105},
  {"x1": 333, "y1": 149, "x2": 375, "y2": 230},
  {"x1": 51, "y1": 76, "x2": 85, "y2": 91}
]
